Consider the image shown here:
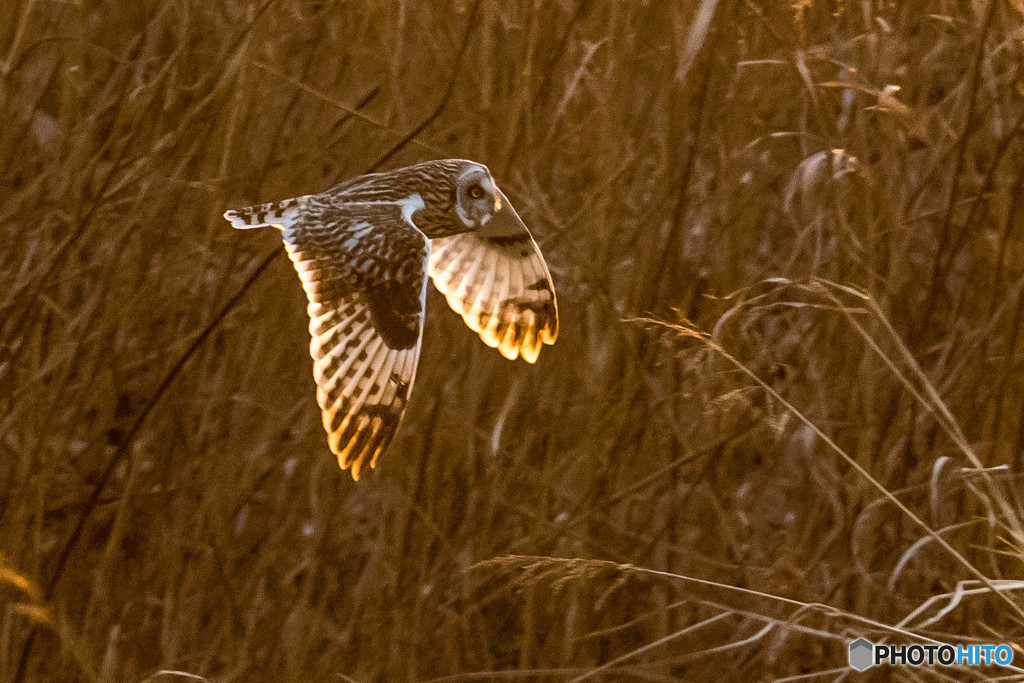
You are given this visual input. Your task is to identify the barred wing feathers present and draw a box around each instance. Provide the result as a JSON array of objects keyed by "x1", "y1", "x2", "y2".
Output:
[
  {"x1": 429, "y1": 190, "x2": 558, "y2": 363},
  {"x1": 283, "y1": 205, "x2": 429, "y2": 480}
]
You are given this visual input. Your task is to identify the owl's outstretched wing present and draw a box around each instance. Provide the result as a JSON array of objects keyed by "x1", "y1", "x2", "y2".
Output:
[
  {"x1": 283, "y1": 203, "x2": 429, "y2": 480},
  {"x1": 428, "y1": 190, "x2": 558, "y2": 363}
]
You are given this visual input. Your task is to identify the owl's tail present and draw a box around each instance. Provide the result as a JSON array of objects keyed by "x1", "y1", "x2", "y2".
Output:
[{"x1": 224, "y1": 196, "x2": 309, "y2": 230}]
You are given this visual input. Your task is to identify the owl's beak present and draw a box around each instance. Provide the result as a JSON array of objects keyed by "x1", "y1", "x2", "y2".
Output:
[{"x1": 478, "y1": 190, "x2": 530, "y2": 243}]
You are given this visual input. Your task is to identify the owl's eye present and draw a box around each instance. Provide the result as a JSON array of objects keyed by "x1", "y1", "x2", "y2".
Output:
[{"x1": 468, "y1": 184, "x2": 485, "y2": 199}]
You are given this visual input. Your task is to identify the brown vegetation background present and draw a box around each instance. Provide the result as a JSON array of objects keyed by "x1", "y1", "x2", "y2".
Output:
[{"x1": 4, "y1": 0, "x2": 1024, "y2": 680}]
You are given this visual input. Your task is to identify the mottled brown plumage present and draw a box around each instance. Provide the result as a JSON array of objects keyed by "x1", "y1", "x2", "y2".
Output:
[{"x1": 225, "y1": 159, "x2": 558, "y2": 480}]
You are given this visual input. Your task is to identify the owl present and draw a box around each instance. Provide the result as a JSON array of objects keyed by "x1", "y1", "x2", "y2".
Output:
[{"x1": 225, "y1": 160, "x2": 558, "y2": 480}]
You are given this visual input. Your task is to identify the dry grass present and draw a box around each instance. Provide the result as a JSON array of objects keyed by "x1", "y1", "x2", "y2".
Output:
[{"x1": 4, "y1": 0, "x2": 1024, "y2": 680}]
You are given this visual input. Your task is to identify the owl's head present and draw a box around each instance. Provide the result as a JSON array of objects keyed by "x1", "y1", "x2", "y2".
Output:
[{"x1": 453, "y1": 163, "x2": 500, "y2": 229}]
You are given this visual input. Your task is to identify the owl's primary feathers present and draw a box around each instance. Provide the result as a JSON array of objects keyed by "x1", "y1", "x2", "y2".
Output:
[{"x1": 225, "y1": 159, "x2": 558, "y2": 480}]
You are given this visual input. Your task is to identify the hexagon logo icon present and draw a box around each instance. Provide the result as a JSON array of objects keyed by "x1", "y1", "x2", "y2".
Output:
[{"x1": 849, "y1": 638, "x2": 874, "y2": 671}]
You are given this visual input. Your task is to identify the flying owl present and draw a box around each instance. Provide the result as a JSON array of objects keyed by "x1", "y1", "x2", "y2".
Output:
[{"x1": 225, "y1": 159, "x2": 558, "y2": 480}]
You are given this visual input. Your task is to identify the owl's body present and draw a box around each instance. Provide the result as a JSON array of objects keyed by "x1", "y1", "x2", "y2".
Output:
[{"x1": 225, "y1": 160, "x2": 558, "y2": 480}]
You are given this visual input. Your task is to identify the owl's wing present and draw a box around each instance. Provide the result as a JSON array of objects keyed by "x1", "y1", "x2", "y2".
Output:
[
  {"x1": 283, "y1": 204, "x2": 429, "y2": 480},
  {"x1": 428, "y1": 190, "x2": 558, "y2": 363}
]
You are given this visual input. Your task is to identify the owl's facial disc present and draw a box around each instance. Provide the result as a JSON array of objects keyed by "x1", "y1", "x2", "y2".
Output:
[{"x1": 455, "y1": 166, "x2": 499, "y2": 229}]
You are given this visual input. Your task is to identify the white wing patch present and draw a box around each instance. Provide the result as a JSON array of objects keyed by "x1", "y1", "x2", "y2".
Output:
[{"x1": 401, "y1": 193, "x2": 425, "y2": 226}]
